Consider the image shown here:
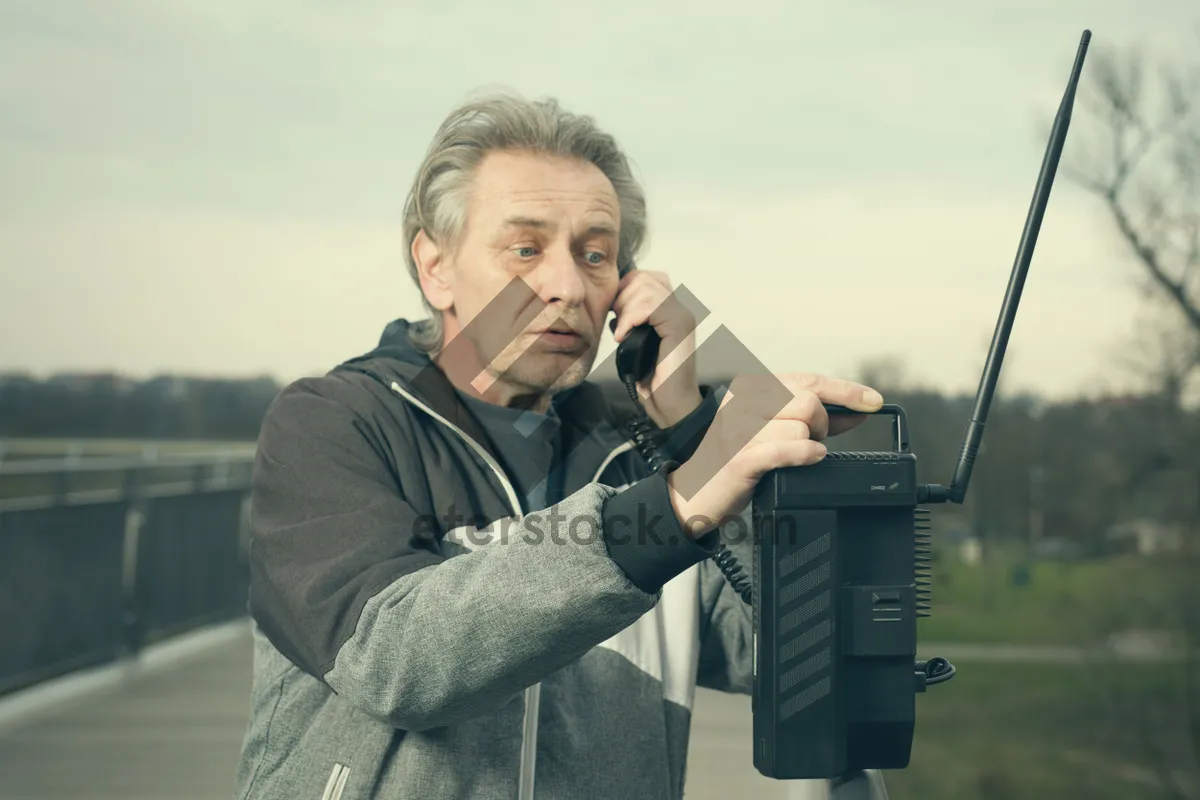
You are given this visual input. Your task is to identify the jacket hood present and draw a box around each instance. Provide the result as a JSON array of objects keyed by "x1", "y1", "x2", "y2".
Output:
[{"x1": 339, "y1": 318, "x2": 435, "y2": 383}]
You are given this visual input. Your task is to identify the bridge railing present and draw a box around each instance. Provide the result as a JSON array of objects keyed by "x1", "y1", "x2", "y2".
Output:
[{"x1": 0, "y1": 447, "x2": 257, "y2": 697}]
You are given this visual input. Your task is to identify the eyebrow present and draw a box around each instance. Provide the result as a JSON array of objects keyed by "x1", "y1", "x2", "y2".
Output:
[{"x1": 501, "y1": 216, "x2": 618, "y2": 240}]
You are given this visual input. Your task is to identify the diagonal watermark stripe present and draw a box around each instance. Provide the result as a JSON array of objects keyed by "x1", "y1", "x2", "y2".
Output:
[
  {"x1": 436, "y1": 275, "x2": 548, "y2": 394},
  {"x1": 491, "y1": 281, "x2": 717, "y2": 499},
  {"x1": 410, "y1": 273, "x2": 795, "y2": 509},
  {"x1": 663, "y1": 324, "x2": 793, "y2": 502}
]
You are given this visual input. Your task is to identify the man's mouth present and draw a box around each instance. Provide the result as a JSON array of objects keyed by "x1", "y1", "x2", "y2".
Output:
[{"x1": 532, "y1": 324, "x2": 586, "y2": 348}]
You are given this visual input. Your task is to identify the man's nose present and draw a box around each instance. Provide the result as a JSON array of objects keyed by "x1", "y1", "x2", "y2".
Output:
[{"x1": 533, "y1": 245, "x2": 587, "y2": 306}]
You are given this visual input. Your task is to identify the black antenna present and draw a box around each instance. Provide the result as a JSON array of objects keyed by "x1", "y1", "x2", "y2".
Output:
[{"x1": 926, "y1": 30, "x2": 1091, "y2": 506}]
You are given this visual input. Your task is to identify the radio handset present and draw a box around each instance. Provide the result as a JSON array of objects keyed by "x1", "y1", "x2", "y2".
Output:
[
  {"x1": 613, "y1": 320, "x2": 754, "y2": 604},
  {"x1": 615, "y1": 324, "x2": 661, "y2": 386}
]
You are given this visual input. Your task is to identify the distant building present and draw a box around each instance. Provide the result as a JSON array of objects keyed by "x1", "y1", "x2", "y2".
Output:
[
  {"x1": 959, "y1": 537, "x2": 982, "y2": 566},
  {"x1": 1033, "y1": 536, "x2": 1085, "y2": 561},
  {"x1": 1105, "y1": 518, "x2": 1185, "y2": 556}
]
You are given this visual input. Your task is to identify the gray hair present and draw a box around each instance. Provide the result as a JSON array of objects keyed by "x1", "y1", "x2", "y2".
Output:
[{"x1": 401, "y1": 89, "x2": 649, "y2": 353}]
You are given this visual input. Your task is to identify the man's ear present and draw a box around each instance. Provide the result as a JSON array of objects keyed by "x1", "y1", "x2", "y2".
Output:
[{"x1": 412, "y1": 229, "x2": 454, "y2": 311}]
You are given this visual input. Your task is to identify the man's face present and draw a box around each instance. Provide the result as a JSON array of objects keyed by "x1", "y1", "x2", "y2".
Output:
[{"x1": 424, "y1": 149, "x2": 623, "y2": 398}]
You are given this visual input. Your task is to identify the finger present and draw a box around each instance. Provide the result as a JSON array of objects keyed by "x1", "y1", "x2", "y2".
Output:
[
  {"x1": 611, "y1": 271, "x2": 650, "y2": 316},
  {"x1": 642, "y1": 270, "x2": 672, "y2": 290},
  {"x1": 741, "y1": 438, "x2": 828, "y2": 477},
  {"x1": 619, "y1": 268, "x2": 670, "y2": 288},
  {"x1": 612, "y1": 293, "x2": 669, "y2": 342},
  {"x1": 776, "y1": 373, "x2": 883, "y2": 413},
  {"x1": 709, "y1": 413, "x2": 811, "y2": 472},
  {"x1": 612, "y1": 268, "x2": 662, "y2": 302},
  {"x1": 609, "y1": 276, "x2": 645, "y2": 321},
  {"x1": 748, "y1": 417, "x2": 813, "y2": 448},
  {"x1": 726, "y1": 418, "x2": 812, "y2": 477},
  {"x1": 724, "y1": 376, "x2": 828, "y2": 438},
  {"x1": 611, "y1": 306, "x2": 651, "y2": 343},
  {"x1": 772, "y1": 391, "x2": 829, "y2": 441},
  {"x1": 609, "y1": 289, "x2": 638, "y2": 341}
]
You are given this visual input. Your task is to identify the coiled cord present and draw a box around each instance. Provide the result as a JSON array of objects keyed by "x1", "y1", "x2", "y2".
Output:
[
  {"x1": 712, "y1": 541, "x2": 754, "y2": 606},
  {"x1": 916, "y1": 657, "x2": 956, "y2": 685},
  {"x1": 621, "y1": 378, "x2": 754, "y2": 607}
]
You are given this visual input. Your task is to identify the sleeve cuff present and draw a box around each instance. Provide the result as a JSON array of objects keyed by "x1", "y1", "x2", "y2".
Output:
[
  {"x1": 600, "y1": 462, "x2": 717, "y2": 594},
  {"x1": 658, "y1": 384, "x2": 722, "y2": 464}
]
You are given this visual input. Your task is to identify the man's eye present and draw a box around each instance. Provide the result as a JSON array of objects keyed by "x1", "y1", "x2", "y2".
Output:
[
  {"x1": 516, "y1": 246, "x2": 539, "y2": 258},
  {"x1": 585, "y1": 251, "x2": 607, "y2": 265}
]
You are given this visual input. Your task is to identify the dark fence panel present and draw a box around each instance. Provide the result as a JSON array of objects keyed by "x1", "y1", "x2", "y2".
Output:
[
  {"x1": 134, "y1": 489, "x2": 249, "y2": 646},
  {"x1": 0, "y1": 501, "x2": 129, "y2": 695},
  {"x1": 0, "y1": 450, "x2": 254, "y2": 699}
]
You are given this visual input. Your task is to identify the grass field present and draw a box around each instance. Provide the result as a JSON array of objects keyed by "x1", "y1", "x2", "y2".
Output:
[
  {"x1": 918, "y1": 549, "x2": 1190, "y2": 647},
  {"x1": 887, "y1": 657, "x2": 1196, "y2": 799}
]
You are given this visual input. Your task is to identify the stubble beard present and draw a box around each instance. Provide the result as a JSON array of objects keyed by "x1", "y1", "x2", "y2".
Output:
[{"x1": 481, "y1": 331, "x2": 597, "y2": 398}]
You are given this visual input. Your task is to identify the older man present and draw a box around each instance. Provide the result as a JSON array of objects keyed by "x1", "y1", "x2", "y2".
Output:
[{"x1": 233, "y1": 91, "x2": 883, "y2": 800}]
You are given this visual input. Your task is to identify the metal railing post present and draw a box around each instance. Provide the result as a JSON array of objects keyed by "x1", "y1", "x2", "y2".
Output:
[{"x1": 120, "y1": 457, "x2": 148, "y2": 658}]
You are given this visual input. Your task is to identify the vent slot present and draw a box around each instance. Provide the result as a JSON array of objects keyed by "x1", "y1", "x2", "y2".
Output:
[{"x1": 915, "y1": 508, "x2": 933, "y2": 618}]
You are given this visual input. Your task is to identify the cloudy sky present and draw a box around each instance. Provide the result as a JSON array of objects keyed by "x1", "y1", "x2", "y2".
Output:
[{"x1": 1, "y1": 1, "x2": 1196, "y2": 400}]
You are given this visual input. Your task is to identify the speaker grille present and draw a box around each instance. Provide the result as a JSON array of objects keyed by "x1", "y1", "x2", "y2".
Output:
[
  {"x1": 779, "y1": 533, "x2": 830, "y2": 577},
  {"x1": 779, "y1": 647, "x2": 831, "y2": 693},
  {"x1": 776, "y1": 531, "x2": 833, "y2": 721},
  {"x1": 780, "y1": 619, "x2": 832, "y2": 664},
  {"x1": 780, "y1": 676, "x2": 831, "y2": 720}
]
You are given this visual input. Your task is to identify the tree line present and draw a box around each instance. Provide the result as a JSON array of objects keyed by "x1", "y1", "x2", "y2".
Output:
[
  {"x1": 4, "y1": 367, "x2": 1193, "y2": 558},
  {"x1": 0, "y1": 373, "x2": 282, "y2": 441}
]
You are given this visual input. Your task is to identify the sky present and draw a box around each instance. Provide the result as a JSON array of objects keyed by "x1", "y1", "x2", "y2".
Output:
[{"x1": 1, "y1": 1, "x2": 1196, "y2": 401}]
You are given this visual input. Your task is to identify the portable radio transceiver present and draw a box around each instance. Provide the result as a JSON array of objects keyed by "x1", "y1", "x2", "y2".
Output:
[
  {"x1": 613, "y1": 28, "x2": 1092, "y2": 790},
  {"x1": 750, "y1": 30, "x2": 1091, "y2": 780}
]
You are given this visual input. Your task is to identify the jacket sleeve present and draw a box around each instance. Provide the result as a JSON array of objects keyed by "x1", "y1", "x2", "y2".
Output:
[
  {"x1": 658, "y1": 384, "x2": 722, "y2": 464},
  {"x1": 694, "y1": 507, "x2": 755, "y2": 695},
  {"x1": 248, "y1": 375, "x2": 715, "y2": 731}
]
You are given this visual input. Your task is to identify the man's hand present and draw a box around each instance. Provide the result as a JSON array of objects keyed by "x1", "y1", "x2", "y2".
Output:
[
  {"x1": 609, "y1": 269, "x2": 701, "y2": 429},
  {"x1": 667, "y1": 373, "x2": 884, "y2": 538}
]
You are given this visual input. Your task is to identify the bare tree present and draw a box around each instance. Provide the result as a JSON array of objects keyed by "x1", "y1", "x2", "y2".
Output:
[
  {"x1": 1065, "y1": 32, "x2": 1200, "y2": 799},
  {"x1": 1067, "y1": 33, "x2": 1200, "y2": 377},
  {"x1": 1107, "y1": 299, "x2": 1200, "y2": 406}
]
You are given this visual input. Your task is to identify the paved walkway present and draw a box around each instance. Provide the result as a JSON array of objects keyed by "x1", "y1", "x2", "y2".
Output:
[
  {"x1": 4, "y1": 624, "x2": 1183, "y2": 800},
  {"x1": 0, "y1": 621, "x2": 815, "y2": 800},
  {"x1": 0, "y1": 623, "x2": 253, "y2": 800}
]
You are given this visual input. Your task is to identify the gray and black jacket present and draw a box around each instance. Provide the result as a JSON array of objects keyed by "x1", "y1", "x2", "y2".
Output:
[{"x1": 233, "y1": 319, "x2": 755, "y2": 800}]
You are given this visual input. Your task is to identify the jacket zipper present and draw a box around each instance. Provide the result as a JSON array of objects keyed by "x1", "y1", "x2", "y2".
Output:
[{"x1": 389, "y1": 381, "x2": 628, "y2": 800}]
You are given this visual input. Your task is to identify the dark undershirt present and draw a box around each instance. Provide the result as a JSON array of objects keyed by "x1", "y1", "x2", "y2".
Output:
[{"x1": 454, "y1": 389, "x2": 565, "y2": 514}]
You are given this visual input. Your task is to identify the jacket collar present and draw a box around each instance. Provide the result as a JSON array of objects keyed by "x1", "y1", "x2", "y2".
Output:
[{"x1": 336, "y1": 318, "x2": 633, "y2": 479}]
